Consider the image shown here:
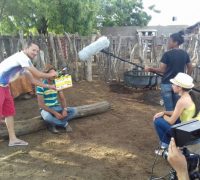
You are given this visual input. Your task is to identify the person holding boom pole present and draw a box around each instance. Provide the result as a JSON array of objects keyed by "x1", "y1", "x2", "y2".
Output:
[
  {"x1": 0, "y1": 40, "x2": 57, "y2": 147},
  {"x1": 145, "y1": 32, "x2": 193, "y2": 111}
]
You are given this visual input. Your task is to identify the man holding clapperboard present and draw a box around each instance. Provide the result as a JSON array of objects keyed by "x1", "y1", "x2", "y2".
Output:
[{"x1": 0, "y1": 41, "x2": 57, "y2": 146}]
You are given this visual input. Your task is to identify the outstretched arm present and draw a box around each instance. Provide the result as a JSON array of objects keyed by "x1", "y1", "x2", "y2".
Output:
[
  {"x1": 145, "y1": 63, "x2": 167, "y2": 74},
  {"x1": 25, "y1": 66, "x2": 57, "y2": 79},
  {"x1": 24, "y1": 69, "x2": 56, "y2": 90}
]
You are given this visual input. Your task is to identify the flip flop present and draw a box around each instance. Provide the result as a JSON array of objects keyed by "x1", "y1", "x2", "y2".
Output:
[{"x1": 8, "y1": 140, "x2": 28, "y2": 147}]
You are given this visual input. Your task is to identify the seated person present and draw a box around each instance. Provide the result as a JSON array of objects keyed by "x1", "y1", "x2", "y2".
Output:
[
  {"x1": 153, "y1": 73, "x2": 200, "y2": 154},
  {"x1": 36, "y1": 64, "x2": 76, "y2": 133}
]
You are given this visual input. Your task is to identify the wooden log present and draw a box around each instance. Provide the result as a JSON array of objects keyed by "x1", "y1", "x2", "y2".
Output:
[
  {"x1": 72, "y1": 34, "x2": 79, "y2": 81},
  {"x1": 3, "y1": 37, "x2": 11, "y2": 56},
  {"x1": 64, "y1": 32, "x2": 79, "y2": 81},
  {"x1": 0, "y1": 101, "x2": 111, "y2": 138},
  {"x1": 49, "y1": 34, "x2": 57, "y2": 69},
  {"x1": 40, "y1": 35, "x2": 51, "y2": 65},
  {"x1": 18, "y1": 30, "x2": 25, "y2": 49},
  {"x1": 56, "y1": 35, "x2": 67, "y2": 69}
]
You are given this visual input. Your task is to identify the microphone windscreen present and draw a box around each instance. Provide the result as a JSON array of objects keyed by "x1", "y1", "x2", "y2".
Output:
[{"x1": 78, "y1": 36, "x2": 110, "y2": 61}]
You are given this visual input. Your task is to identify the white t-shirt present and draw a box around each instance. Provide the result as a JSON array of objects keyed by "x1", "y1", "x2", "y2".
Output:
[{"x1": 0, "y1": 51, "x2": 33, "y2": 86}]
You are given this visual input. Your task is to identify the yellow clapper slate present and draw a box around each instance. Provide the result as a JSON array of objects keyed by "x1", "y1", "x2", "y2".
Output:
[{"x1": 55, "y1": 75, "x2": 73, "y2": 90}]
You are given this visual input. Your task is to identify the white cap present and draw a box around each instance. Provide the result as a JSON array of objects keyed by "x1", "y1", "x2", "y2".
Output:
[{"x1": 170, "y1": 73, "x2": 194, "y2": 89}]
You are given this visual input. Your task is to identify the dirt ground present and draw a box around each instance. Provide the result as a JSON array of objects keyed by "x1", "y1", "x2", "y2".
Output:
[{"x1": 0, "y1": 81, "x2": 173, "y2": 180}]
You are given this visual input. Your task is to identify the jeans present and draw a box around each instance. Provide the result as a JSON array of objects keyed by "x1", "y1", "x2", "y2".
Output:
[
  {"x1": 41, "y1": 106, "x2": 76, "y2": 127},
  {"x1": 160, "y1": 83, "x2": 179, "y2": 111},
  {"x1": 154, "y1": 117, "x2": 181, "y2": 148}
]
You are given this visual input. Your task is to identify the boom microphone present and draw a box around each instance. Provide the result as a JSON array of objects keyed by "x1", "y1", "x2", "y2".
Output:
[
  {"x1": 77, "y1": 32, "x2": 200, "y2": 92},
  {"x1": 78, "y1": 36, "x2": 110, "y2": 61}
]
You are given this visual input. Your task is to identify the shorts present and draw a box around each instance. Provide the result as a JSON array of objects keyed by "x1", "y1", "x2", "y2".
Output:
[{"x1": 0, "y1": 86, "x2": 15, "y2": 118}]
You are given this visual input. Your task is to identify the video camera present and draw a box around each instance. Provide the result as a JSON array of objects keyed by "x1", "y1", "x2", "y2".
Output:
[
  {"x1": 162, "y1": 120, "x2": 200, "y2": 180},
  {"x1": 171, "y1": 120, "x2": 200, "y2": 147}
]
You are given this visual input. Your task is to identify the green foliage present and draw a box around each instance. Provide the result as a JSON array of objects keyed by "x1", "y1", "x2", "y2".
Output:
[
  {"x1": 99, "y1": 0, "x2": 151, "y2": 27},
  {"x1": 0, "y1": 0, "x2": 152, "y2": 35}
]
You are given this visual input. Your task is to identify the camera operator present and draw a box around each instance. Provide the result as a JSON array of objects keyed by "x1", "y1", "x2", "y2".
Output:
[
  {"x1": 168, "y1": 138, "x2": 189, "y2": 180},
  {"x1": 153, "y1": 73, "x2": 200, "y2": 154}
]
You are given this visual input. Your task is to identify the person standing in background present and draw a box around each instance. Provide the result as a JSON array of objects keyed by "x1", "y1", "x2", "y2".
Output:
[{"x1": 145, "y1": 32, "x2": 193, "y2": 111}]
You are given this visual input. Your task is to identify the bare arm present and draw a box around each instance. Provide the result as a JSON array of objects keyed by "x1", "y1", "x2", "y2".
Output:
[
  {"x1": 25, "y1": 66, "x2": 57, "y2": 79},
  {"x1": 165, "y1": 100, "x2": 185, "y2": 125},
  {"x1": 153, "y1": 111, "x2": 173, "y2": 120},
  {"x1": 24, "y1": 70, "x2": 56, "y2": 90},
  {"x1": 58, "y1": 91, "x2": 67, "y2": 109},
  {"x1": 163, "y1": 111, "x2": 173, "y2": 116},
  {"x1": 58, "y1": 91, "x2": 68, "y2": 117},
  {"x1": 145, "y1": 63, "x2": 167, "y2": 74},
  {"x1": 186, "y1": 62, "x2": 193, "y2": 75}
]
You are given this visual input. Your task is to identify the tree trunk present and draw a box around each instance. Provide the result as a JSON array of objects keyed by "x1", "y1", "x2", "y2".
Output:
[{"x1": 0, "y1": 101, "x2": 111, "y2": 138}]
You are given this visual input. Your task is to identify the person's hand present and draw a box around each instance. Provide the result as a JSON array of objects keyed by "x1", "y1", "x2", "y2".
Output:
[
  {"x1": 48, "y1": 84, "x2": 56, "y2": 90},
  {"x1": 167, "y1": 138, "x2": 189, "y2": 180},
  {"x1": 48, "y1": 71, "x2": 57, "y2": 78},
  {"x1": 53, "y1": 112, "x2": 63, "y2": 120},
  {"x1": 153, "y1": 112, "x2": 164, "y2": 120},
  {"x1": 144, "y1": 67, "x2": 151, "y2": 72},
  {"x1": 62, "y1": 109, "x2": 68, "y2": 118}
]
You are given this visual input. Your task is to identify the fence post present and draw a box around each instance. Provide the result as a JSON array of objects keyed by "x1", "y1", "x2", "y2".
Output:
[
  {"x1": 49, "y1": 34, "x2": 57, "y2": 69},
  {"x1": 85, "y1": 35, "x2": 96, "y2": 82}
]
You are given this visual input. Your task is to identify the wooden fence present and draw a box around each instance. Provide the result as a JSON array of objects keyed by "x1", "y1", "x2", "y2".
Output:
[{"x1": 0, "y1": 32, "x2": 200, "y2": 83}]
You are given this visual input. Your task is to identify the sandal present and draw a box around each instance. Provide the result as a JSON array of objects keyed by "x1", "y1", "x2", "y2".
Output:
[{"x1": 8, "y1": 140, "x2": 28, "y2": 147}]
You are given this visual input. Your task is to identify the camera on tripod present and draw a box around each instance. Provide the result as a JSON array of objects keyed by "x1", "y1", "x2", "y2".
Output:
[{"x1": 162, "y1": 120, "x2": 200, "y2": 180}]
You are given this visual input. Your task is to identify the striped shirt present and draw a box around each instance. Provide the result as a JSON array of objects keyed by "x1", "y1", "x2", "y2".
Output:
[{"x1": 36, "y1": 80, "x2": 60, "y2": 107}]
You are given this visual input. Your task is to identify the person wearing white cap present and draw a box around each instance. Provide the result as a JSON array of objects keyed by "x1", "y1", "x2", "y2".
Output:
[{"x1": 153, "y1": 73, "x2": 200, "y2": 155}]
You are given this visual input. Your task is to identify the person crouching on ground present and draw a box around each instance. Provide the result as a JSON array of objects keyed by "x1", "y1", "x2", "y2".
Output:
[
  {"x1": 153, "y1": 73, "x2": 200, "y2": 155},
  {"x1": 0, "y1": 41, "x2": 57, "y2": 147},
  {"x1": 36, "y1": 64, "x2": 76, "y2": 133}
]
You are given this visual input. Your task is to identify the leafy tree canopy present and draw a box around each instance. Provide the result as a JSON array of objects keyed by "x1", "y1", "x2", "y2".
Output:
[{"x1": 0, "y1": 0, "x2": 154, "y2": 35}]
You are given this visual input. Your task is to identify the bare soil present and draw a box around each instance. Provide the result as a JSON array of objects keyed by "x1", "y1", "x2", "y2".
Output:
[{"x1": 0, "y1": 81, "x2": 172, "y2": 180}]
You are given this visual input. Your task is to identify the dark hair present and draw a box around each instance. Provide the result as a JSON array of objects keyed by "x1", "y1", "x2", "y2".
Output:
[
  {"x1": 26, "y1": 40, "x2": 40, "y2": 48},
  {"x1": 170, "y1": 32, "x2": 184, "y2": 45},
  {"x1": 188, "y1": 90, "x2": 200, "y2": 118}
]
